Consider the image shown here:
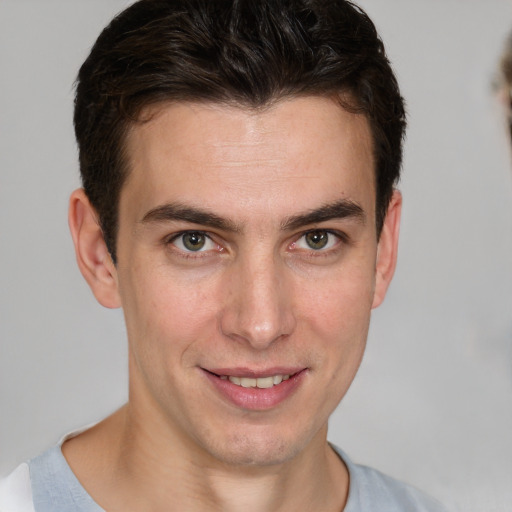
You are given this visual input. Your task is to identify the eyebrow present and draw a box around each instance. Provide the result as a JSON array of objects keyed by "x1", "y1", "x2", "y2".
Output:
[
  {"x1": 140, "y1": 198, "x2": 365, "y2": 233},
  {"x1": 140, "y1": 203, "x2": 241, "y2": 232},
  {"x1": 281, "y1": 199, "x2": 365, "y2": 231}
]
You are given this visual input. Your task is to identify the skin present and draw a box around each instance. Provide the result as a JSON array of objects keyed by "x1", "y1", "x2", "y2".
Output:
[{"x1": 66, "y1": 96, "x2": 401, "y2": 512}]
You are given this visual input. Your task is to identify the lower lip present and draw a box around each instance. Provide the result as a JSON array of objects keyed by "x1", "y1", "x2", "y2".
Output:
[{"x1": 202, "y1": 370, "x2": 307, "y2": 411}]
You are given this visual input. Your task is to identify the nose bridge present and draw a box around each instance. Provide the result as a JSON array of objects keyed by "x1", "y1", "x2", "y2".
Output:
[{"x1": 221, "y1": 247, "x2": 295, "y2": 349}]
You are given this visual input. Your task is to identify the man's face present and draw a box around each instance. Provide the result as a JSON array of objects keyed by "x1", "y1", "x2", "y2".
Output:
[{"x1": 110, "y1": 96, "x2": 396, "y2": 466}]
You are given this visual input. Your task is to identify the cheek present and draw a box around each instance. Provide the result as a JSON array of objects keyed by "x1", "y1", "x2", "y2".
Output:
[
  {"x1": 119, "y1": 264, "x2": 220, "y2": 364},
  {"x1": 298, "y1": 262, "x2": 375, "y2": 387},
  {"x1": 300, "y1": 263, "x2": 375, "y2": 333}
]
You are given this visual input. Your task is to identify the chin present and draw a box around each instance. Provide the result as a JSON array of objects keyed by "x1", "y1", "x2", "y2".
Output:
[{"x1": 200, "y1": 426, "x2": 312, "y2": 467}]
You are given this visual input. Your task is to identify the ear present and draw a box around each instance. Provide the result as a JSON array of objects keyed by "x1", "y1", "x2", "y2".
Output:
[
  {"x1": 68, "y1": 188, "x2": 121, "y2": 309},
  {"x1": 372, "y1": 190, "x2": 402, "y2": 309}
]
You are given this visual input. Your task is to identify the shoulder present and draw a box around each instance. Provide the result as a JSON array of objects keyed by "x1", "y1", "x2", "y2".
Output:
[
  {"x1": 0, "y1": 426, "x2": 104, "y2": 512},
  {"x1": 0, "y1": 463, "x2": 35, "y2": 512},
  {"x1": 332, "y1": 446, "x2": 449, "y2": 512}
]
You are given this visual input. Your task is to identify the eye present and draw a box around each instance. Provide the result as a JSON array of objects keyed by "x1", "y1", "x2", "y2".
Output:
[
  {"x1": 171, "y1": 231, "x2": 216, "y2": 252},
  {"x1": 295, "y1": 230, "x2": 339, "y2": 251}
]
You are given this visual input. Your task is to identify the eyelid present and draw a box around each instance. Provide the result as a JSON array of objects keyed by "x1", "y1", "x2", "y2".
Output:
[{"x1": 304, "y1": 228, "x2": 348, "y2": 241}]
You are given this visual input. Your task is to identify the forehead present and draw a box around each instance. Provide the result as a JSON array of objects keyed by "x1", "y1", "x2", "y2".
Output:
[{"x1": 121, "y1": 96, "x2": 375, "y2": 223}]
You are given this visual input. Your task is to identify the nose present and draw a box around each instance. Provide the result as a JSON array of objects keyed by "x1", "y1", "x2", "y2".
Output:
[{"x1": 220, "y1": 252, "x2": 296, "y2": 350}]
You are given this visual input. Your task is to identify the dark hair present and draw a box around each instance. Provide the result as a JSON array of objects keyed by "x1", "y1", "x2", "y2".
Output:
[{"x1": 74, "y1": 0, "x2": 406, "y2": 261}]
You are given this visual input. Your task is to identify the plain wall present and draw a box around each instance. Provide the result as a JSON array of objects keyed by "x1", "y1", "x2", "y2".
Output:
[{"x1": 2, "y1": 2, "x2": 512, "y2": 511}]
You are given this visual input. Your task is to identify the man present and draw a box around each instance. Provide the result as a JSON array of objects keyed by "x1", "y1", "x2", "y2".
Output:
[{"x1": 0, "y1": 0, "x2": 447, "y2": 510}]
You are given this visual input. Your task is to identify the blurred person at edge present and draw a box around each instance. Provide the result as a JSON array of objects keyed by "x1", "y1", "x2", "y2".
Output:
[
  {"x1": 0, "y1": 1, "x2": 448, "y2": 511},
  {"x1": 499, "y1": 34, "x2": 512, "y2": 141}
]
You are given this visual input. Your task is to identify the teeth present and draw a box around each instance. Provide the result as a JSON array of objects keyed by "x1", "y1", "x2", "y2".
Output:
[
  {"x1": 273, "y1": 375, "x2": 283, "y2": 385},
  {"x1": 227, "y1": 374, "x2": 291, "y2": 388},
  {"x1": 256, "y1": 376, "x2": 274, "y2": 388},
  {"x1": 241, "y1": 377, "x2": 256, "y2": 388}
]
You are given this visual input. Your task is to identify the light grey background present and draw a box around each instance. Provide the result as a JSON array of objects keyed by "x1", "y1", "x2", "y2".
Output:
[{"x1": 1, "y1": 1, "x2": 512, "y2": 511}]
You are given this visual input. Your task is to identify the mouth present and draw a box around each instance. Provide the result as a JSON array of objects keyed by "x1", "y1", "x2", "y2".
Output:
[{"x1": 202, "y1": 368, "x2": 307, "y2": 410}]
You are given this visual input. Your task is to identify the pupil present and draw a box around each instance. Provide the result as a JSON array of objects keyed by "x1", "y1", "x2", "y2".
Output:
[
  {"x1": 184, "y1": 232, "x2": 205, "y2": 251},
  {"x1": 306, "y1": 230, "x2": 328, "y2": 250}
]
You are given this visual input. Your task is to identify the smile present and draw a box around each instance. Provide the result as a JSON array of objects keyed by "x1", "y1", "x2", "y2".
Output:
[
  {"x1": 220, "y1": 374, "x2": 291, "y2": 388},
  {"x1": 203, "y1": 368, "x2": 307, "y2": 410}
]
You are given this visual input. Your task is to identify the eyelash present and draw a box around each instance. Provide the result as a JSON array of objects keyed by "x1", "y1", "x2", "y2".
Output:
[{"x1": 165, "y1": 229, "x2": 348, "y2": 259}]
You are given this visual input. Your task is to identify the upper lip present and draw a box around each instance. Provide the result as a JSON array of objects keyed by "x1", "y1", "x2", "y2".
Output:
[{"x1": 204, "y1": 367, "x2": 307, "y2": 378}]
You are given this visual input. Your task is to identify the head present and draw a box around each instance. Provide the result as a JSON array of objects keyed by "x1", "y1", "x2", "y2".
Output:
[
  {"x1": 74, "y1": 0, "x2": 406, "y2": 263},
  {"x1": 69, "y1": 0, "x2": 405, "y2": 468}
]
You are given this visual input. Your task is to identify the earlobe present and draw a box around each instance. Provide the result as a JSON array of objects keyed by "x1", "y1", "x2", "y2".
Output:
[
  {"x1": 372, "y1": 190, "x2": 402, "y2": 309},
  {"x1": 68, "y1": 188, "x2": 121, "y2": 309}
]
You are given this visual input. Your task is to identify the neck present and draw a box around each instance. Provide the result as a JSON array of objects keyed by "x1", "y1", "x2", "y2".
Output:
[{"x1": 63, "y1": 403, "x2": 348, "y2": 512}]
